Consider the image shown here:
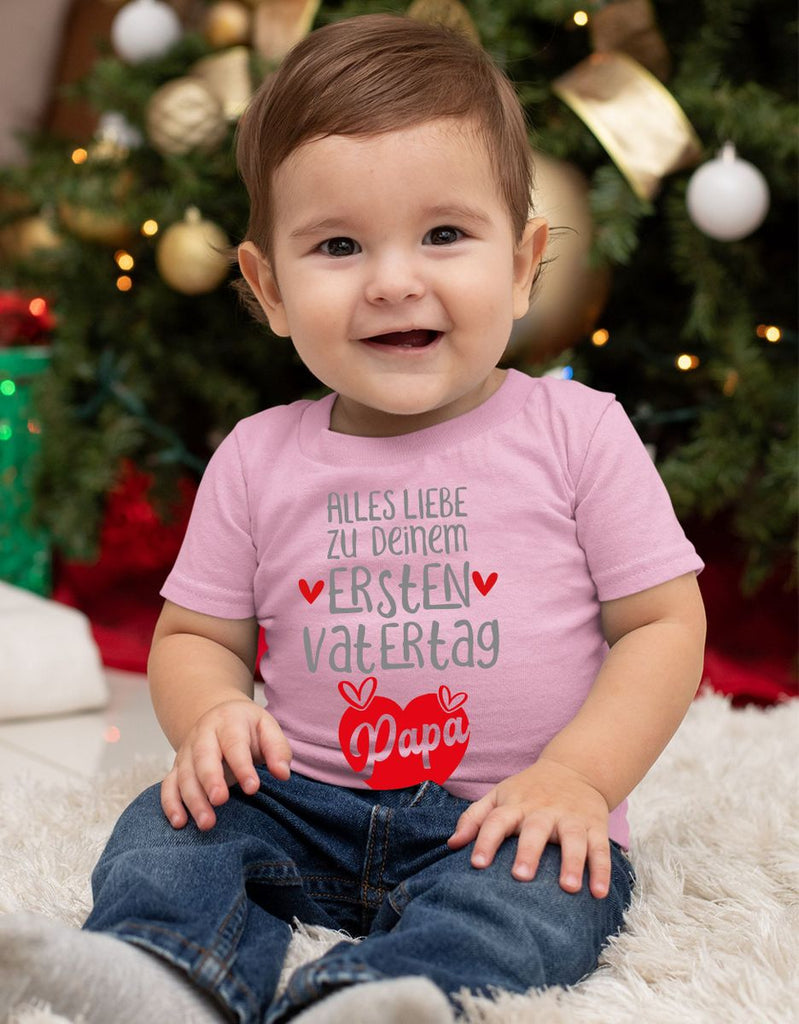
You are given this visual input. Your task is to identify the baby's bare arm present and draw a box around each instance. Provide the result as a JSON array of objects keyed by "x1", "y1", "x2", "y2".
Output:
[
  {"x1": 149, "y1": 601, "x2": 292, "y2": 830},
  {"x1": 449, "y1": 573, "x2": 706, "y2": 895}
]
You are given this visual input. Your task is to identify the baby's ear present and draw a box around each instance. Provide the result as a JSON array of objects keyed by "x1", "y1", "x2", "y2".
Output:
[
  {"x1": 238, "y1": 242, "x2": 290, "y2": 337},
  {"x1": 512, "y1": 218, "x2": 548, "y2": 320}
]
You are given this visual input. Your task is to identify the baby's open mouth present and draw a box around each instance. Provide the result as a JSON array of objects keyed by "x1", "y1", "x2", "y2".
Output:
[{"x1": 366, "y1": 330, "x2": 440, "y2": 349}]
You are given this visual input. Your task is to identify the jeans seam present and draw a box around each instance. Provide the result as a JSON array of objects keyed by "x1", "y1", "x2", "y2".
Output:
[
  {"x1": 387, "y1": 879, "x2": 410, "y2": 918},
  {"x1": 376, "y1": 807, "x2": 392, "y2": 897},
  {"x1": 360, "y1": 804, "x2": 393, "y2": 934},
  {"x1": 115, "y1": 921, "x2": 261, "y2": 1019},
  {"x1": 409, "y1": 781, "x2": 430, "y2": 807}
]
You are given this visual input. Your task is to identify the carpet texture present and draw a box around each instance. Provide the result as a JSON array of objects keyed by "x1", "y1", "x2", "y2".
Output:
[{"x1": 2, "y1": 690, "x2": 797, "y2": 1023}]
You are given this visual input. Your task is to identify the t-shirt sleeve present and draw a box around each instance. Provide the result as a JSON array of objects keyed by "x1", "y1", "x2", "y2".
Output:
[
  {"x1": 573, "y1": 398, "x2": 704, "y2": 602},
  {"x1": 160, "y1": 429, "x2": 258, "y2": 619}
]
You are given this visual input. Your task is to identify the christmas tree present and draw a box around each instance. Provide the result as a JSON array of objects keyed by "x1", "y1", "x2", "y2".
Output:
[{"x1": 0, "y1": 0, "x2": 796, "y2": 597}]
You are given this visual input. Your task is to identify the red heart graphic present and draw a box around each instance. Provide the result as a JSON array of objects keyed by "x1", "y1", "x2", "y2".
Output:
[
  {"x1": 438, "y1": 685, "x2": 468, "y2": 712},
  {"x1": 339, "y1": 680, "x2": 469, "y2": 789},
  {"x1": 338, "y1": 676, "x2": 378, "y2": 710},
  {"x1": 299, "y1": 578, "x2": 324, "y2": 604},
  {"x1": 472, "y1": 570, "x2": 498, "y2": 596}
]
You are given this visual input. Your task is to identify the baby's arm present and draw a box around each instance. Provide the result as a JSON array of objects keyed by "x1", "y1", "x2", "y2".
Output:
[
  {"x1": 148, "y1": 600, "x2": 292, "y2": 831},
  {"x1": 448, "y1": 572, "x2": 706, "y2": 896}
]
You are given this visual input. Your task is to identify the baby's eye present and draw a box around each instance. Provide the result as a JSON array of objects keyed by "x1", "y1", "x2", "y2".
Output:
[
  {"x1": 319, "y1": 237, "x2": 360, "y2": 257},
  {"x1": 424, "y1": 226, "x2": 462, "y2": 246}
]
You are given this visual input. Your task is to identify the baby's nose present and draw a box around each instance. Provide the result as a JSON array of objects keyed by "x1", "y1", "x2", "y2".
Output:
[{"x1": 364, "y1": 250, "x2": 426, "y2": 304}]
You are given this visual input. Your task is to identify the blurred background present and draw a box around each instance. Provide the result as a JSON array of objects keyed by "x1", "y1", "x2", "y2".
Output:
[{"x1": 0, "y1": 0, "x2": 796, "y2": 710}]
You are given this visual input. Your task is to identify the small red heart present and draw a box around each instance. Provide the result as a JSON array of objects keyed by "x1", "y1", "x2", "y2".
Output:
[
  {"x1": 438, "y1": 685, "x2": 468, "y2": 712},
  {"x1": 299, "y1": 579, "x2": 324, "y2": 604},
  {"x1": 338, "y1": 676, "x2": 378, "y2": 710},
  {"x1": 472, "y1": 571, "x2": 498, "y2": 597}
]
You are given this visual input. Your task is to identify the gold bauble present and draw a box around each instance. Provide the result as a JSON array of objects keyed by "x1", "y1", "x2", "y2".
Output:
[
  {"x1": 146, "y1": 77, "x2": 228, "y2": 157},
  {"x1": 0, "y1": 214, "x2": 62, "y2": 261},
  {"x1": 508, "y1": 153, "x2": 611, "y2": 362},
  {"x1": 58, "y1": 169, "x2": 136, "y2": 246},
  {"x1": 191, "y1": 47, "x2": 253, "y2": 121},
  {"x1": 156, "y1": 207, "x2": 230, "y2": 294},
  {"x1": 204, "y1": 1, "x2": 252, "y2": 49},
  {"x1": 59, "y1": 204, "x2": 133, "y2": 246}
]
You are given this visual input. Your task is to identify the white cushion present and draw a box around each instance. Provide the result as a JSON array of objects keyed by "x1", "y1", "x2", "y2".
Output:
[{"x1": 0, "y1": 582, "x2": 108, "y2": 720}]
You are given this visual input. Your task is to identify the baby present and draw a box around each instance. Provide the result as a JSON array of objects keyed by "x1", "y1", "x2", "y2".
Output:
[{"x1": 1, "y1": 13, "x2": 706, "y2": 1024}]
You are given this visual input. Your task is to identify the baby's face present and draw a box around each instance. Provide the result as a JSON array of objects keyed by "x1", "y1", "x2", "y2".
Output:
[{"x1": 245, "y1": 118, "x2": 544, "y2": 436}]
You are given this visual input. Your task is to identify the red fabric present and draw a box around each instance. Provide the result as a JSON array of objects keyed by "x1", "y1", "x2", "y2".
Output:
[
  {"x1": 0, "y1": 290, "x2": 55, "y2": 346},
  {"x1": 696, "y1": 558, "x2": 797, "y2": 707},
  {"x1": 52, "y1": 460, "x2": 196, "y2": 672}
]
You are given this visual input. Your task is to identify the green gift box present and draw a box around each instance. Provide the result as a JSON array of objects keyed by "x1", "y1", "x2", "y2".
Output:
[{"x1": 0, "y1": 346, "x2": 51, "y2": 595}]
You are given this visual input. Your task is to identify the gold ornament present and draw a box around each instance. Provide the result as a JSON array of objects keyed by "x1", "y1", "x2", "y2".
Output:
[
  {"x1": 146, "y1": 77, "x2": 227, "y2": 157},
  {"x1": 191, "y1": 47, "x2": 253, "y2": 121},
  {"x1": 204, "y1": 1, "x2": 252, "y2": 49},
  {"x1": 406, "y1": 0, "x2": 480, "y2": 44},
  {"x1": 156, "y1": 207, "x2": 230, "y2": 294},
  {"x1": 0, "y1": 214, "x2": 62, "y2": 261},
  {"x1": 552, "y1": 52, "x2": 702, "y2": 200},
  {"x1": 58, "y1": 169, "x2": 135, "y2": 246},
  {"x1": 252, "y1": 0, "x2": 320, "y2": 62},
  {"x1": 508, "y1": 152, "x2": 611, "y2": 362},
  {"x1": 589, "y1": 0, "x2": 671, "y2": 82}
]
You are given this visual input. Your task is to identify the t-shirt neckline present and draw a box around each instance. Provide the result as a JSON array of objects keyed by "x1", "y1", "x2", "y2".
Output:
[{"x1": 297, "y1": 368, "x2": 532, "y2": 466}]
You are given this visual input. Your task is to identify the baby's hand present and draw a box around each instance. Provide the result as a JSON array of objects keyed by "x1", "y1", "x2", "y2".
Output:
[
  {"x1": 447, "y1": 758, "x2": 611, "y2": 898},
  {"x1": 160, "y1": 698, "x2": 292, "y2": 831}
]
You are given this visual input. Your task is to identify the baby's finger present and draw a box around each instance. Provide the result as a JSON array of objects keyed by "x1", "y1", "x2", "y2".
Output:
[
  {"x1": 256, "y1": 714, "x2": 293, "y2": 780},
  {"x1": 556, "y1": 822, "x2": 588, "y2": 892},
  {"x1": 510, "y1": 814, "x2": 551, "y2": 881},
  {"x1": 193, "y1": 736, "x2": 231, "y2": 807},
  {"x1": 470, "y1": 807, "x2": 522, "y2": 869},
  {"x1": 447, "y1": 793, "x2": 495, "y2": 849},
  {"x1": 160, "y1": 768, "x2": 188, "y2": 829},
  {"x1": 219, "y1": 734, "x2": 260, "y2": 795},
  {"x1": 176, "y1": 760, "x2": 218, "y2": 831},
  {"x1": 587, "y1": 832, "x2": 612, "y2": 899}
]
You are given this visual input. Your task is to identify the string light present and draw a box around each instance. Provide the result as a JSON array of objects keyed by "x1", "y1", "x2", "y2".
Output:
[
  {"x1": 28, "y1": 297, "x2": 48, "y2": 317},
  {"x1": 141, "y1": 219, "x2": 159, "y2": 237},
  {"x1": 756, "y1": 324, "x2": 782, "y2": 342},
  {"x1": 1, "y1": 379, "x2": 16, "y2": 397},
  {"x1": 573, "y1": 10, "x2": 589, "y2": 26},
  {"x1": 116, "y1": 275, "x2": 133, "y2": 292},
  {"x1": 591, "y1": 328, "x2": 610, "y2": 347},
  {"x1": 0, "y1": 423, "x2": 12, "y2": 441},
  {"x1": 71, "y1": 147, "x2": 89, "y2": 165},
  {"x1": 114, "y1": 250, "x2": 135, "y2": 271},
  {"x1": 676, "y1": 354, "x2": 700, "y2": 371},
  {"x1": 723, "y1": 370, "x2": 739, "y2": 396}
]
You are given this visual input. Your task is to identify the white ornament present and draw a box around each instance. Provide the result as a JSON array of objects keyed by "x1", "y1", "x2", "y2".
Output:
[
  {"x1": 97, "y1": 111, "x2": 144, "y2": 150},
  {"x1": 111, "y1": 0, "x2": 183, "y2": 64},
  {"x1": 686, "y1": 142, "x2": 770, "y2": 241}
]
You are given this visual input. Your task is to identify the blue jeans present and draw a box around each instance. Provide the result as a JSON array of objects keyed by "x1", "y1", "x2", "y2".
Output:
[{"x1": 85, "y1": 770, "x2": 634, "y2": 1023}]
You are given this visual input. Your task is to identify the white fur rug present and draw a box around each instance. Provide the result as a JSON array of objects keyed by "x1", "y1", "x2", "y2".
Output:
[{"x1": 2, "y1": 690, "x2": 798, "y2": 1024}]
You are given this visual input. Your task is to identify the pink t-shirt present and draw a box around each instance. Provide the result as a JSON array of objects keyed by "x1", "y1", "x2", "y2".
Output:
[{"x1": 162, "y1": 370, "x2": 703, "y2": 846}]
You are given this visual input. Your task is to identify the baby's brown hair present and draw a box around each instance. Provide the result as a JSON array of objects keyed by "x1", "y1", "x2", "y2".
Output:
[{"x1": 235, "y1": 13, "x2": 533, "y2": 266}]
